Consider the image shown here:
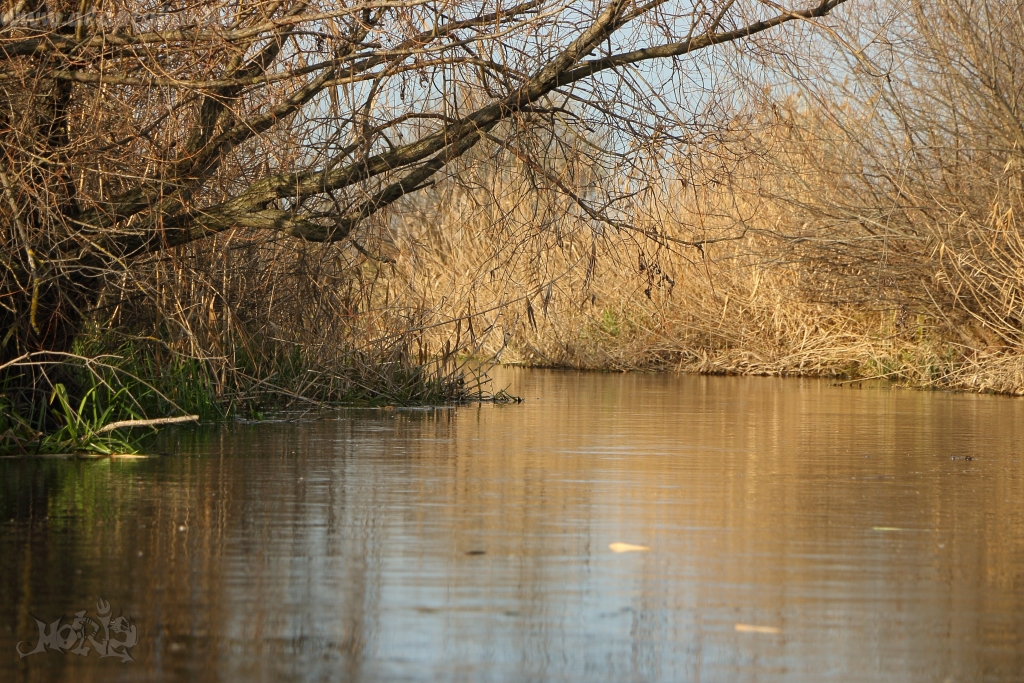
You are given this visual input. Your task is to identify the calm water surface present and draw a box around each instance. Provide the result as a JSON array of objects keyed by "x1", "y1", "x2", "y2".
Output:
[{"x1": 1, "y1": 370, "x2": 1023, "y2": 682}]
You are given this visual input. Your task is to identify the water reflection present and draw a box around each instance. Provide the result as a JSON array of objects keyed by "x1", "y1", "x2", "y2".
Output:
[{"x1": 2, "y1": 371, "x2": 1023, "y2": 682}]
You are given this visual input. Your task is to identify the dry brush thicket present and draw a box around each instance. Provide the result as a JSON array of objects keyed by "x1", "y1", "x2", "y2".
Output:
[
  {"x1": 386, "y1": 0, "x2": 1024, "y2": 395},
  {"x1": 0, "y1": 0, "x2": 851, "y2": 448},
  {"x1": 6, "y1": 0, "x2": 1024, "y2": 453}
]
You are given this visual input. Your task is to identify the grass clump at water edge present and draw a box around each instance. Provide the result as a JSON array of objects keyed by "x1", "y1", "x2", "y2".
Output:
[{"x1": 0, "y1": 332, "x2": 483, "y2": 457}]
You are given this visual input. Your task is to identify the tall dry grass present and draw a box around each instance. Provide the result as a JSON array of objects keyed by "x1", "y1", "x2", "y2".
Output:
[{"x1": 388, "y1": 155, "x2": 986, "y2": 390}]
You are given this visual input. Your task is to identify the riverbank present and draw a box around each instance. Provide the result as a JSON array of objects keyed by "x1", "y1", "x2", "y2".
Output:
[{"x1": 489, "y1": 295, "x2": 1024, "y2": 396}]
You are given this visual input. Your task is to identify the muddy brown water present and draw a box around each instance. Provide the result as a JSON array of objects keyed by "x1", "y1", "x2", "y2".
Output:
[{"x1": 1, "y1": 369, "x2": 1023, "y2": 682}]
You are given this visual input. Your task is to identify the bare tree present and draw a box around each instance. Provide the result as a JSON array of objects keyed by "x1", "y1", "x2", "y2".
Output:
[{"x1": 0, "y1": 0, "x2": 848, "y2": 408}]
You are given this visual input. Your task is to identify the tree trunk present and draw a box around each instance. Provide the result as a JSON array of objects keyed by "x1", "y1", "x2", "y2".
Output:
[{"x1": 0, "y1": 15, "x2": 97, "y2": 416}]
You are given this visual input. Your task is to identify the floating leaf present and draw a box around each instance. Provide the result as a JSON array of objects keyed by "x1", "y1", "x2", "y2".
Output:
[
  {"x1": 735, "y1": 624, "x2": 781, "y2": 634},
  {"x1": 609, "y1": 542, "x2": 650, "y2": 553}
]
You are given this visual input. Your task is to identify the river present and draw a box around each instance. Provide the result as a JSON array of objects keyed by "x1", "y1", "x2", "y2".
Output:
[{"x1": 2, "y1": 369, "x2": 1023, "y2": 682}]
